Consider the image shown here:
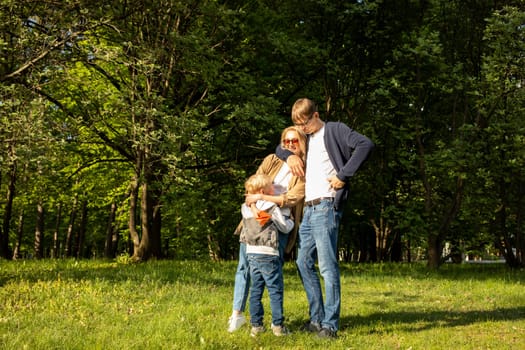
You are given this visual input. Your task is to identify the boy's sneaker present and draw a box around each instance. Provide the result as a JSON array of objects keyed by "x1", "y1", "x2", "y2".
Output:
[
  {"x1": 227, "y1": 314, "x2": 246, "y2": 332},
  {"x1": 250, "y1": 325, "x2": 266, "y2": 337},
  {"x1": 271, "y1": 323, "x2": 291, "y2": 336}
]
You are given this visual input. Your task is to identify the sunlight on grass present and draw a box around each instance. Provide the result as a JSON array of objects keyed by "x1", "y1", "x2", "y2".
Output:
[{"x1": 0, "y1": 260, "x2": 523, "y2": 349}]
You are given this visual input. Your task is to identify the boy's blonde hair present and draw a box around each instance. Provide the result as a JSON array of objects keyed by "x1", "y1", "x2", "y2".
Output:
[
  {"x1": 291, "y1": 98, "x2": 318, "y2": 125},
  {"x1": 245, "y1": 174, "x2": 272, "y2": 194}
]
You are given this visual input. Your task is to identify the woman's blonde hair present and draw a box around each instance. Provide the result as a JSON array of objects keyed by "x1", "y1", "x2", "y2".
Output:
[
  {"x1": 244, "y1": 173, "x2": 273, "y2": 194},
  {"x1": 280, "y1": 126, "x2": 307, "y2": 162}
]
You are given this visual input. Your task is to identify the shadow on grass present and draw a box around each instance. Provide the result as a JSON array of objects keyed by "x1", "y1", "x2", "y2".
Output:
[
  {"x1": 338, "y1": 306, "x2": 525, "y2": 333},
  {"x1": 286, "y1": 307, "x2": 525, "y2": 335}
]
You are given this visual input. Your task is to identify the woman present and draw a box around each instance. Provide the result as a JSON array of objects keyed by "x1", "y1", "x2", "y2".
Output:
[{"x1": 228, "y1": 126, "x2": 306, "y2": 333}]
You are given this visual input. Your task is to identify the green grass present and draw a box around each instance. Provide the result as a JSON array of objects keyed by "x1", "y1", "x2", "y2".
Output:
[{"x1": 0, "y1": 260, "x2": 523, "y2": 349}]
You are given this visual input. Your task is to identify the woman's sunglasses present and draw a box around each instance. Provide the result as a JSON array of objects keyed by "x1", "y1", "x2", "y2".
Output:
[{"x1": 283, "y1": 138, "x2": 299, "y2": 145}]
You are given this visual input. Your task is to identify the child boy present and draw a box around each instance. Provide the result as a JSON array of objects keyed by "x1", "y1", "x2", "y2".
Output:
[{"x1": 240, "y1": 174, "x2": 294, "y2": 337}]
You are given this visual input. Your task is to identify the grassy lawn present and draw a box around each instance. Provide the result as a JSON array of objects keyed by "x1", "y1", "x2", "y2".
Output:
[{"x1": 0, "y1": 259, "x2": 523, "y2": 349}]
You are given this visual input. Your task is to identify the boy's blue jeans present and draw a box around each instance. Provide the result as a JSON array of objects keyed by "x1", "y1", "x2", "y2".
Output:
[
  {"x1": 232, "y1": 233, "x2": 289, "y2": 312},
  {"x1": 247, "y1": 253, "x2": 284, "y2": 326},
  {"x1": 296, "y1": 199, "x2": 343, "y2": 331}
]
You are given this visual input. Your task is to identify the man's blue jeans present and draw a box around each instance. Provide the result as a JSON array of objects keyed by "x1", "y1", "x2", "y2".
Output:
[
  {"x1": 232, "y1": 233, "x2": 289, "y2": 312},
  {"x1": 247, "y1": 253, "x2": 284, "y2": 326},
  {"x1": 296, "y1": 199, "x2": 342, "y2": 331}
]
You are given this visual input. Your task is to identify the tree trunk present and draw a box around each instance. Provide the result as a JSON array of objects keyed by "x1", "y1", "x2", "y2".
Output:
[
  {"x1": 415, "y1": 123, "x2": 438, "y2": 268},
  {"x1": 427, "y1": 234, "x2": 442, "y2": 269},
  {"x1": 406, "y1": 238, "x2": 412, "y2": 263},
  {"x1": 104, "y1": 202, "x2": 118, "y2": 258},
  {"x1": 132, "y1": 172, "x2": 163, "y2": 261},
  {"x1": 34, "y1": 200, "x2": 45, "y2": 259},
  {"x1": 372, "y1": 215, "x2": 391, "y2": 262},
  {"x1": 390, "y1": 230, "x2": 402, "y2": 262},
  {"x1": 358, "y1": 222, "x2": 376, "y2": 262},
  {"x1": 151, "y1": 198, "x2": 162, "y2": 258},
  {"x1": 64, "y1": 196, "x2": 78, "y2": 258},
  {"x1": 134, "y1": 182, "x2": 152, "y2": 261},
  {"x1": 207, "y1": 234, "x2": 220, "y2": 262},
  {"x1": 75, "y1": 200, "x2": 87, "y2": 258},
  {"x1": 428, "y1": 176, "x2": 465, "y2": 268},
  {"x1": 495, "y1": 198, "x2": 520, "y2": 268},
  {"x1": 515, "y1": 180, "x2": 524, "y2": 267},
  {"x1": 12, "y1": 209, "x2": 24, "y2": 260},
  {"x1": 493, "y1": 178, "x2": 522, "y2": 268},
  {"x1": 1, "y1": 160, "x2": 16, "y2": 259},
  {"x1": 51, "y1": 203, "x2": 62, "y2": 259},
  {"x1": 128, "y1": 175, "x2": 140, "y2": 259}
]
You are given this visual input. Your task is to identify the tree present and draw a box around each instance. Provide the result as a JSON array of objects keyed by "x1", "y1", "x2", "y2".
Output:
[
  {"x1": 1, "y1": 0, "x2": 292, "y2": 260},
  {"x1": 474, "y1": 5, "x2": 525, "y2": 267},
  {"x1": 1, "y1": 0, "x2": 524, "y2": 267}
]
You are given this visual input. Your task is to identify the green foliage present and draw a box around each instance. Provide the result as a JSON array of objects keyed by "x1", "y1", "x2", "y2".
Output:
[
  {"x1": 0, "y1": 0, "x2": 525, "y2": 265},
  {"x1": 467, "y1": 5, "x2": 525, "y2": 265}
]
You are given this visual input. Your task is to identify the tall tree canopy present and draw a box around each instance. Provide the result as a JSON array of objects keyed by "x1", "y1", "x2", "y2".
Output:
[{"x1": 1, "y1": 0, "x2": 523, "y2": 268}]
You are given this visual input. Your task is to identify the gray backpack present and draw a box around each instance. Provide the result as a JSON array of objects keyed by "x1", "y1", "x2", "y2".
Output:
[{"x1": 239, "y1": 205, "x2": 278, "y2": 249}]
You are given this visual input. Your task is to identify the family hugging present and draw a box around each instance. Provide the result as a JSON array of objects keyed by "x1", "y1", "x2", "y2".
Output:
[{"x1": 228, "y1": 98, "x2": 374, "y2": 339}]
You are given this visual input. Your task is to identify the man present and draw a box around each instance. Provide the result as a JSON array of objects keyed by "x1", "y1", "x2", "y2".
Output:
[{"x1": 276, "y1": 98, "x2": 374, "y2": 338}]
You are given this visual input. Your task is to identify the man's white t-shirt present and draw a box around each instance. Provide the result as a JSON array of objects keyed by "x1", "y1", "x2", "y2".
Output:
[{"x1": 305, "y1": 125, "x2": 336, "y2": 202}]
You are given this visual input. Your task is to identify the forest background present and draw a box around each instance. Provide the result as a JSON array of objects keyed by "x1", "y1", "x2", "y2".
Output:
[{"x1": 1, "y1": 0, "x2": 524, "y2": 269}]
